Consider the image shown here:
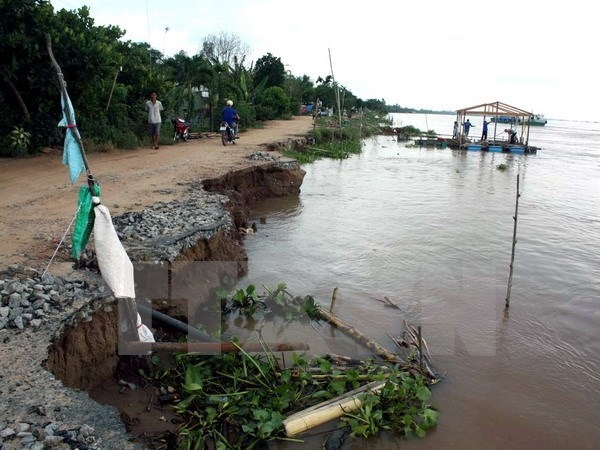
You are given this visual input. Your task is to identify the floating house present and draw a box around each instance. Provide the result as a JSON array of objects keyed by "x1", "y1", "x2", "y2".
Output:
[{"x1": 451, "y1": 101, "x2": 541, "y2": 154}]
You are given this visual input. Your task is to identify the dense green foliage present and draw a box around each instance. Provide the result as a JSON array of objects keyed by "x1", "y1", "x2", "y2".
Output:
[{"x1": 0, "y1": 0, "x2": 396, "y2": 157}]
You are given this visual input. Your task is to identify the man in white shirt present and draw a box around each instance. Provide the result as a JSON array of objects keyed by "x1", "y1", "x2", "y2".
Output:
[{"x1": 145, "y1": 92, "x2": 164, "y2": 149}]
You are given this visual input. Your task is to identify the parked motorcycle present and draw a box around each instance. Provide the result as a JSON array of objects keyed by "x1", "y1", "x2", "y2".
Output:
[
  {"x1": 171, "y1": 117, "x2": 190, "y2": 143},
  {"x1": 220, "y1": 121, "x2": 237, "y2": 146}
]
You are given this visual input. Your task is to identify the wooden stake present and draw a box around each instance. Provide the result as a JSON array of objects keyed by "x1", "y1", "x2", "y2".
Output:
[{"x1": 505, "y1": 174, "x2": 521, "y2": 308}]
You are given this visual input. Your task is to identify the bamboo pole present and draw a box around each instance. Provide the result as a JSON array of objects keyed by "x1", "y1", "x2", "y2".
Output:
[
  {"x1": 505, "y1": 174, "x2": 521, "y2": 308},
  {"x1": 283, "y1": 380, "x2": 386, "y2": 437},
  {"x1": 328, "y1": 48, "x2": 343, "y2": 134},
  {"x1": 316, "y1": 306, "x2": 399, "y2": 362},
  {"x1": 125, "y1": 341, "x2": 309, "y2": 354},
  {"x1": 106, "y1": 66, "x2": 122, "y2": 111}
]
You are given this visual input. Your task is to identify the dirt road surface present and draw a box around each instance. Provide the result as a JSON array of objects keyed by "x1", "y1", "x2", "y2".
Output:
[{"x1": 0, "y1": 116, "x2": 313, "y2": 272}]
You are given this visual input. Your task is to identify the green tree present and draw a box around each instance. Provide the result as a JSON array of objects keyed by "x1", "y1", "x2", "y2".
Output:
[
  {"x1": 51, "y1": 7, "x2": 128, "y2": 129},
  {"x1": 283, "y1": 73, "x2": 316, "y2": 114},
  {"x1": 0, "y1": 0, "x2": 57, "y2": 152},
  {"x1": 314, "y1": 84, "x2": 336, "y2": 110},
  {"x1": 162, "y1": 52, "x2": 214, "y2": 121},
  {"x1": 0, "y1": 2, "x2": 374, "y2": 156},
  {"x1": 363, "y1": 98, "x2": 387, "y2": 114},
  {"x1": 253, "y1": 53, "x2": 285, "y2": 89},
  {"x1": 255, "y1": 86, "x2": 290, "y2": 121},
  {"x1": 296, "y1": 74, "x2": 317, "y2": 104}
]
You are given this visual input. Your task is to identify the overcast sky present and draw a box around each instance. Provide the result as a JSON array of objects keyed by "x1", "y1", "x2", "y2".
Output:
[{"x1": 50, "y1": 0, "x2": 598, "y2": 122}]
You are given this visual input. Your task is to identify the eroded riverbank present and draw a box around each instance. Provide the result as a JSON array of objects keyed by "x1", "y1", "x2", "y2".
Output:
[{"x1": 0, "y1": 146, "x2": 307, "y2": 449}]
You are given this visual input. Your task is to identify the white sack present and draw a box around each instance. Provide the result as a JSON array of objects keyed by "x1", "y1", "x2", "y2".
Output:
[{"x1": 93, "y1": 204, "x2": 136, "y2": 299}]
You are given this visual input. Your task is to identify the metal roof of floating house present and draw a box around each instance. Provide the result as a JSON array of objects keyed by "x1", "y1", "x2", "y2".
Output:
[{"x1": 456, "y1": 101, "x2": 532, "y2": 119}]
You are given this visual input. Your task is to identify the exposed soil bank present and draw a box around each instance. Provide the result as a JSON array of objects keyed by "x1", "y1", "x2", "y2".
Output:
[{"x1": 46, "y1": 160, "x2": 306, "y2": 393}]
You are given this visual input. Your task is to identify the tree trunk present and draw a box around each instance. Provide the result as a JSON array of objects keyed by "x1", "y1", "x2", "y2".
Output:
[{"x1": 5, "y1": 79, "x2": 31, "y2": 123}]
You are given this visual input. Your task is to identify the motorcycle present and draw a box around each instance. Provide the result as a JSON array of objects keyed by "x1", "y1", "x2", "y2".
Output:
[
  {"x1": 171, "y1": 117, "x2": 190, "y2": 143},
  {"x1": 220, "y1": 121, "x2": 237, "y2": 146}
]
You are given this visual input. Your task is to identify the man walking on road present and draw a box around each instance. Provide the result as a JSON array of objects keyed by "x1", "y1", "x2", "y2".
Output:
[{"x1": 146, "y1": 92, "x2": 163, "y2": 149}]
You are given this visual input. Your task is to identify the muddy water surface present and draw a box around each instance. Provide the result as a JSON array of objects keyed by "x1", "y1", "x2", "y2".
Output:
[{"x1": 238, "y1": 114, "x2": 600, "y2": 449}]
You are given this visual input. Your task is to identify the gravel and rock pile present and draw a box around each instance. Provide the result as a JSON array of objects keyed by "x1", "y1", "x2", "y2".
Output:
[
  {"x1": 0, "y1": 188, "x2": 235, "y2": 449},
  {"x1": 0, "y1": 268, "x2": 99, "y2": 332}
]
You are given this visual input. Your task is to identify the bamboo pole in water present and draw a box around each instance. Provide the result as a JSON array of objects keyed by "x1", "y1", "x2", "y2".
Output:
[
  {"x1": 505, "y1": 174, "x2": 521, "y2": 308},
  {"x1": 329, "y1": 287, "x2": 338, "y2": 313},
  {"x1": 283, "y1": 380, "x2": 386, "y2": 436},
  {"x1": 126, "y1": 341, "x2": 309, "y2": 354},
  {"x1": 417, "y1": 325, "x2": 423, "y2": 372}
]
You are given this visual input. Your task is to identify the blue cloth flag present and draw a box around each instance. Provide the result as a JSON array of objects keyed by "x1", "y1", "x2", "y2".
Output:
[{"x1": 58, "y1": 93, "x2": 85, "y2": 184}]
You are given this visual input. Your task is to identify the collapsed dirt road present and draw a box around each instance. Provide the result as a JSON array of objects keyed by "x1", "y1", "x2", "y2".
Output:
[{"x1": 0, "y1": 116, "x2": 313, "y2": 272}]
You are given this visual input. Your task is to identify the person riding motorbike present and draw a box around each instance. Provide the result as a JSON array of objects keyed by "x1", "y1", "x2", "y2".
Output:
[{"x1": 221, "y1": 100, "x2": 240, "y2": 138}]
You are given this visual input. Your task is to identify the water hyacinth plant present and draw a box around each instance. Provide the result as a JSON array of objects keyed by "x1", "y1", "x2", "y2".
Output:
[{"x1": 142, "y1": 284, "x2": 439, "y2": 449}]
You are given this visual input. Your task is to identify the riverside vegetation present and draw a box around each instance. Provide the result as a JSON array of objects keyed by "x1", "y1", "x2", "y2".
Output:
[
  {"x1": 138, "y1": 284, "x2": 439, "y2": 449},
  {"x1": 282, "y1": 113, "x2": 389, "y2": 163}
]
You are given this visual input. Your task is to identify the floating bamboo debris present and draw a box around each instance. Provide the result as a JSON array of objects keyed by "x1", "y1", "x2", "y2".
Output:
[
  {"x1": 125, "y1": 341, "x2": 309, "y2": 354},
  {"x1": 377, "y1": 296, "x2": 400, "y2": 309},
  {"x1": 283, "y1": 380, "x2": 386, "y2": 437},
  {"x1": 388, "y1": 320, "x2": 437, "y2": 380},
  {"x1": 325, "y1": 353, "x2": 365, "y2": 367},
  {"x1": 316, "y1": 306, "x2": 399, "y2": 362}
]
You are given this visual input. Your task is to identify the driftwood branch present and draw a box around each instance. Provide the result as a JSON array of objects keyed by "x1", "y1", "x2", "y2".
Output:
[
  {"x1": 377, "y1": 296, "x2": 400, "y2": 309},
  {"x1": 388, "y1": 320, "x2": 437, "y2": 379},
  {"x1": 316, "y1": 305, "x2": 399, "y2": 362}
]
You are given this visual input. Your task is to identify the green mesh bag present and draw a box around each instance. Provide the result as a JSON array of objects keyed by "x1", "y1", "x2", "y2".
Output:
[{"x1": 71, "y1": 181, "x2": 101, "y2": 260}]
